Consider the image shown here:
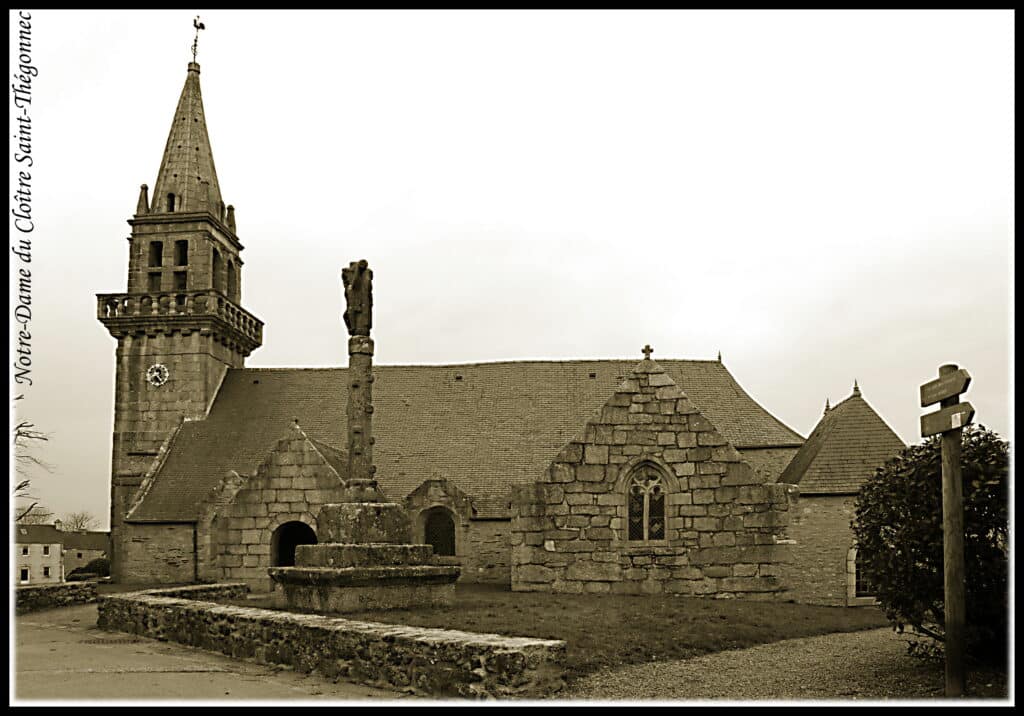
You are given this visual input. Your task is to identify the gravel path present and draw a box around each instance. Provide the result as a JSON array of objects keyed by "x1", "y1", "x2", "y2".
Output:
[{"x1": 564, "y1": 628, "x2": 1007, "y2": 701}]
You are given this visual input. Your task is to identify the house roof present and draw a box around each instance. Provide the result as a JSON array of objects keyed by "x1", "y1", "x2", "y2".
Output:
[
  {"x1": 59, "y1": 530, "x2": 110, "y2": 552},
  {"x1": 128, "y1": 359, "x2": 804, "y2": 521},
  {"x1": 15, "y1": 524, "x2": 63, "y2": 544},
  {"x1": 779, "y1": 387, "x2": 905, "y2": 494}
]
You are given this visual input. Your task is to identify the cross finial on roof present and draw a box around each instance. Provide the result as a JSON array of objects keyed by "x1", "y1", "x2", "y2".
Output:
[
  {"x1": 852, "y1": 379, "x2": 860, "y2": 396},
  {"x1": 642, "y1": 344, "x2": 653, "y2": 360},
  {"x1": 191, "y1": 16, "x2": 206, "y2": 63}
]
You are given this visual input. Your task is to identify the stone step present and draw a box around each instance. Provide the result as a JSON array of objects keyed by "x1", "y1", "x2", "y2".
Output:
[
  {"x1": 268, "y1": 564, "x2": 461, "y2": 588},
  {"x1": 296, "y1": 543, "x2": 434, "y2": 568}
]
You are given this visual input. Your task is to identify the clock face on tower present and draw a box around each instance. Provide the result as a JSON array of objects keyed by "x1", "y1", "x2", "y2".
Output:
[{"x1": 146, "y1": 363, "x2": 170, "y2": 387}]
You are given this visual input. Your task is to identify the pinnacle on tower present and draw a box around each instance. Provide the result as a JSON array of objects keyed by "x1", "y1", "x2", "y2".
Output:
[
  {"x1": 135, "y1": 184, "x2": 149, "y2": 215},
  {"x1": 852, "y1": 379, "x2": 860, "y2": 396},
  {"x1": 824, "y1": 397, "x2": 831, "y2": 413}
]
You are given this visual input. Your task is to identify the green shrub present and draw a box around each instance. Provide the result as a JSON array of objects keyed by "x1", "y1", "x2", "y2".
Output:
[
  {"x1": 66, "y1": 572, "x2": 97, "y2": 582},
  {"x1": 82, "y1": 557, "x2": 110, "y2": 577},
  {"x1": 852, "y1": 425, "x2": 1009, "y2": 665}
]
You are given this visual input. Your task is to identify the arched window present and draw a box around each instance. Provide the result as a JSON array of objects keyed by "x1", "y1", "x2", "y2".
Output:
[
  {"x1": 627, "y1": 464, "x2": 666, "y2": 541},
  {"x1": 226, "y1": 261, "x2": 236, "y2": 300},
  {"x1": 854, "y1": 549, "x2": 875, "y2": 597},
  {"x1": 270, "y1": 521, "x2": 317, "y2": 567},
  {"x1": 423, "y1": 507, "x2": 456, "y2": 556},
  {"x1": 212, "y1": 249, "x2": 224, "y2": 292}
]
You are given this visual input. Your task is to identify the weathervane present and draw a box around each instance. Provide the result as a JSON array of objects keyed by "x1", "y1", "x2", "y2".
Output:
[{"x1": 191, "y1": 16, "x2": 206, "y2": 63}]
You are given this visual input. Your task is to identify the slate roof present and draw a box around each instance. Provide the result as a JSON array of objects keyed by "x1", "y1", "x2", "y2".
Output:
[
  {"x1": 15, "y1": 524, "x2": 63, "y2": 545},
  {"x1": 59, "y1": 531, "x2": 110, "y2": 552},
  {"x1": 779, "y1": 388, "x2": 905, "y2": 494},
  {"x1": 128, "y1": 359, "x2": 804, "y2": 521}
]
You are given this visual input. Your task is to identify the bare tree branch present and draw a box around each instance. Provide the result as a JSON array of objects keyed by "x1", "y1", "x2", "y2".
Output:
[{"x1": 60, "y1": 511, "x2": 99, "y2": 531}]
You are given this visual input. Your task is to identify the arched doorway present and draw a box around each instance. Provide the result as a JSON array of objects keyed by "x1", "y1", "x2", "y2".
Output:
[
  {"x1": 423, "y1": 507, "x2": 456, "y2": 557},
  {"x1": 271, "y1": 521, "x2": 317, "y2": 567}
]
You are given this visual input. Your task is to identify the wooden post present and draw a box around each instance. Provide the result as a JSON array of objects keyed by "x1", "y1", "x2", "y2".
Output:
[{"x1": 939, "y1": 363, "x2": 967, "y2": 697}]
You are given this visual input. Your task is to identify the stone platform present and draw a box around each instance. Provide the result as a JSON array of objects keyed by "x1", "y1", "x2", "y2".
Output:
[
  {"x1": 269, "y1": 500, "x2": 461, "y2": 613},
  {"x1": 268, "y1": 564, "x2": 460, "y2": 612}
]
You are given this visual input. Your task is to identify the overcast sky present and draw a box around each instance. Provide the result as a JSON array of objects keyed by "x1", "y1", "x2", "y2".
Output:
[{"x1": 9, "y1": 10, "x2": 1013, "y2": 529}]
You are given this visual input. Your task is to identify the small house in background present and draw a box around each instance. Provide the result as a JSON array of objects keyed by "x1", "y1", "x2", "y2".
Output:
[
  {"x1": 58, "y1": 529, "x2": 110, "y2": 575},
  {"x1": 15, "y1": 525, "x2": 64, "y2": 585},
  {"x1": 778, "y1": 383, "x2": 906, "y2": 606}
]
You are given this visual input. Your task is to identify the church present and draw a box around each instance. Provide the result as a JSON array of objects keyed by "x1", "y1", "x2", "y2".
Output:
[{"x1": 98, "y1": 59, "x2": 904, "y2": 605}]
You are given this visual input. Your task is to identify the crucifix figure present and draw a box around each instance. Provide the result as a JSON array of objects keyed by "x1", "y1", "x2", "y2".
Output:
[
  {"x1": 191, "y1": 16, "x2": 206, "y2": 63},
  {"x1": 342, "y1": 260, "x2": 373, "y2": 337},
  {"x1": 642, "y1": 344, "x2": 653, "y2": 360}
]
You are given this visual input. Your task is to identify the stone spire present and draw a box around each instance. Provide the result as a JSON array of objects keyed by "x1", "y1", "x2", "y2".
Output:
[
  {"x1": 150, "y1": 62, "x2": 224, "y2": 217},
  {"x1": 852, "y1": 379, "x2": 860, "y2": 397},
  {"x1": 824, "y1": 397, "x2": 831, "y2": 414}
]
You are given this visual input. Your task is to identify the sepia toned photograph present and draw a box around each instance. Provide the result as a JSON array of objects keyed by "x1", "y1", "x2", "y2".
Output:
[{"x1": 10, "y1": 9, "x2": 1012, "y2": 705}]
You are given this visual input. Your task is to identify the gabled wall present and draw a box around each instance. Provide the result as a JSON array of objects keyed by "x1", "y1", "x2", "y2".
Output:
[
  {"x1": 200, "y1": 427, "x2": 347, "y2": 590},
  {"x1": 511, "y1": 359, "x2": 798, "y2": 598}
]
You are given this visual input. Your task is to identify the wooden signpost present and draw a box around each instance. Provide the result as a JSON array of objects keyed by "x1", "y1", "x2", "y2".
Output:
[{"x1": 919, "y1": 364, "x2": 972, "y2": 698}]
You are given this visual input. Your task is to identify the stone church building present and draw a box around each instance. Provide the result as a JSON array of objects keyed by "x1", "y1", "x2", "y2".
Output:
[{"x1": 97, "y1": 60, "x2": 900, "y2": 604}]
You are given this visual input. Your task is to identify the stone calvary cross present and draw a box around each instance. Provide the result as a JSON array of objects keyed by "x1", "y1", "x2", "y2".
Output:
[{"x1": 342, "y1": 260, "x2": 376, "y2": 492}]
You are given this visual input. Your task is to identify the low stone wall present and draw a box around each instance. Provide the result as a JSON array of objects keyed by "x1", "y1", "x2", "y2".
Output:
[
  {"x1": 16, "y1": 582, "x2": 97, "y2": 614},
  {"x1": 97, "y1": 583, "x2": 565, "y2": 698}
]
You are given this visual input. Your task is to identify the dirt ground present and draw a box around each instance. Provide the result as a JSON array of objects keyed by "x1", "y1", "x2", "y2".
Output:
[{"x1": 14, "y1": 603, "x2": 406, "y2": 702}]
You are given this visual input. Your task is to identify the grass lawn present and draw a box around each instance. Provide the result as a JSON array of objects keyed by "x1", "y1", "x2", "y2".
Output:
[{"x1": 234, "y1": 582, "x2": 889, "y2": 682}]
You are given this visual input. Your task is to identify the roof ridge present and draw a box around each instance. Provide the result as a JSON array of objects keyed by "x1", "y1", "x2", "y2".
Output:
[{"x1": 236, "y1": 358, "x2": 726, "y2": 371}]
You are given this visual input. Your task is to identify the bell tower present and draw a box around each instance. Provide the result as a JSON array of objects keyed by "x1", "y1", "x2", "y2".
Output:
[{"x1": 97, "y1": 60, "x2": 263, "y2": 580}]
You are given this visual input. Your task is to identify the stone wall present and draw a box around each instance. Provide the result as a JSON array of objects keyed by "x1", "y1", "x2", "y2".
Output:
[
  {"x1": 97, "y1": 584, "x2": 566, "y2": 698},
  {"x1": 511, "y1": 359, "x2": 798, "y2": 598},
  {"x1": 779, "y1": 494, "x2": 864, "y2": 606},
  {"x1": 16, "y1": 582, "x2": 97, "y2": 614},
  {"x1": 463, "y1": 520, "x2": 512, "y2": 584},
  {"x1": 119, "y1": 522, "x2": 196, "y2": 583}
]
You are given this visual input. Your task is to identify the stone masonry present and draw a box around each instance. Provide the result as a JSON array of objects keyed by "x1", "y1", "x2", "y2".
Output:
[
  {"x1": 511, "y1": 355, "x2": 799, "y2": 597},
  {"x1": 97, "y1": 583, "x2": 566, "y2": 698},
  {"x1": 16, "y1": 582, "x2": 97, "y2": 615}
]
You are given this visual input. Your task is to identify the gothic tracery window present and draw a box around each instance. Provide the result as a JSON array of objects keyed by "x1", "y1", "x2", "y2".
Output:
[{"x1": 627, "y1": 464, "x2": 666, "y2": 541}]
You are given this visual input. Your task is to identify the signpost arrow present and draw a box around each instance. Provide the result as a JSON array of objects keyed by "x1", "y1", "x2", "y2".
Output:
[
  {"x1": 920, "y1": 402, "x2": 975, "y2": 438},
  {"x1": 920, "y1": 368, "x2": 972, "y2": 407}
]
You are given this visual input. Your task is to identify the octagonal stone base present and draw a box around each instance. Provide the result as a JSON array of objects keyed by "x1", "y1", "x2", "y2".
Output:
[{"x1": 269, "y1": 565, "x2": 459, "y2": 613}]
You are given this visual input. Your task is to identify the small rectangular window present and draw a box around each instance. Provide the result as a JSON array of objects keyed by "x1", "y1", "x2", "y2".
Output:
[
  {"x1": 148, "y1": 241, "x2": 163, "y2": 267},
  {"x1": 148, "y1": 272, "x2": 162, "y2": 292},
  {"x1": 174, "y1": 240, "x2": 188, "y2": 266},
  {"x1": 173, "y1": 271, "x2": 188, "y2": 291},
  {"x1": 42, "y1": 545, "x2": 49, "y2": 556},
  {"x1": 20, "y1": 568, "x2": 29, "y2": 583},
  {"x1": 21, "y1": 546, "x2": 29, "y2": 556},
  {"x1": 43, "y1": 567, "x2": 50, "y2": 578},
  {"x1": 77, "y1": 552, "x2": 83, "y2": 559}
]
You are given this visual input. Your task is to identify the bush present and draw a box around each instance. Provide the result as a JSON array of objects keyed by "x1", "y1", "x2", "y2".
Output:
[
  {"x1": 82, "y1": 557, "x2": 110, "y2": 577},
  {"x1": 852, "y1": 425, "x2": 1009, "y2": 665},
  {"x1": 66, "y1": 572, "x2": 98, "y2": 582}
]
